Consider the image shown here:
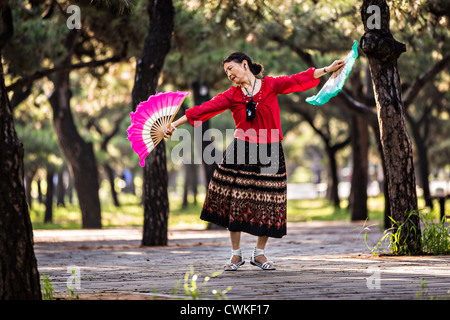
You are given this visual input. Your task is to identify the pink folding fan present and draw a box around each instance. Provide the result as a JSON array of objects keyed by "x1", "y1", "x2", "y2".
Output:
[{"x1": 127, "y1": 91, "x2": 190, "y2": 167}]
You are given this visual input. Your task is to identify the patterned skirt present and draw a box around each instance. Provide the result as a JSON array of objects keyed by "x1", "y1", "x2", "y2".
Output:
[{"x1": 200, "y1": 138, "x2": 287, "y2": 238}]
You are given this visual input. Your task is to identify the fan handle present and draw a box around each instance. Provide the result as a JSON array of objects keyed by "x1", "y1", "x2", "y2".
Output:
[{"x1": 167, "y1": 95, "x2": 188, "y2": 129}]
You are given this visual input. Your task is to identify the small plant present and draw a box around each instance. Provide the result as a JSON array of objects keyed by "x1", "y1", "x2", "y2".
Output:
[
  {"x1": 40, "y1": 274, "x2": 54, "y2": 300},
  {"x1": 421, "y1": 215, "x2": 450, "y2": 255},
  {"x1": 365, "y1": 209, "x2": 450, "y2": 256},
  {"x1": 66, "y1": 284, "x2": 80, "y2": 300},
  {"x1": 167, "y1": 266, "x2": 231, "y2": 300},
  {"x1": 416, "y1": 278, "x2": 450, "y2": 300},
  {"x1": 66, "y1": 268, "x2": 80, "y2": 300},
  {"x1": 387, "y1": 209, "x2": 422, "y2": 255}
]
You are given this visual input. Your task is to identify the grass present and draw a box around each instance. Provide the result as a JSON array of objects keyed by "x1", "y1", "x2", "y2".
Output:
[
  {"x1": 29, "y1": 192, "x2": 209, "y2": 230},
  {"x1": 286, "y1": 197, "x2": 384, "y2": 222},
  {"x1": 30, "y1": 193, "x2": 144, "y2": 229},
  {"x1": 29, "y1": 191, "x2": 447, "y2": 231},
  {"x1": 365, "y1": 209, "x2": 450, "y2": 256}
]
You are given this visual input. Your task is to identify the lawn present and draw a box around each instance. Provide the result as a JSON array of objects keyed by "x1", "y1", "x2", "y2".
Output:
[{"x1": 29, "y1": 192, "x2": 445, "y2": 230}]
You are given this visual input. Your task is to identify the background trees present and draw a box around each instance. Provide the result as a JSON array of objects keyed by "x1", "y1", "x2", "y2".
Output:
[{"x1": 1, "y1": 0, "x2": 448, "y2": 246}]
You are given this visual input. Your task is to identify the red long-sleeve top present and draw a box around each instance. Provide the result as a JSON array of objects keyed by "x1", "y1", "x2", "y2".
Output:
[{"x1": 185, "y1": 68, "x2": 320, "y2": 143}]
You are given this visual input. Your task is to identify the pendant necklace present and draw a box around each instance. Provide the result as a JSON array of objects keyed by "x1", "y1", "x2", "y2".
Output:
[{"x1": 244, "y1": 78, "x2": 257, "y2": 121}]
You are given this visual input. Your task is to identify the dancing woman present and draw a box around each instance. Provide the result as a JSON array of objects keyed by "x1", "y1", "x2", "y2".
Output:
[{"x1": 165, "y1": 52, "x2": 344, "y2": 270}]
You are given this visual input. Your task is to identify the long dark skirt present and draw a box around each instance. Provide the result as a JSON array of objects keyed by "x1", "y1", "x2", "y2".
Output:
[{"x1": 200, "y1": 138, "x2": 287, "y2": 238}]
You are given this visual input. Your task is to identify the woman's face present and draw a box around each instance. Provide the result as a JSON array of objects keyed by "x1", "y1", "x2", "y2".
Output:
[{"x1": 223, "y1": 61, "x2": 247, "y2": 85}]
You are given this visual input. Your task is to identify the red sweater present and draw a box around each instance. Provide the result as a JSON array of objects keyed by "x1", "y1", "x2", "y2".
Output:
[{"x1": 185, "y1": 68, "x2": 319, "y2": 143}]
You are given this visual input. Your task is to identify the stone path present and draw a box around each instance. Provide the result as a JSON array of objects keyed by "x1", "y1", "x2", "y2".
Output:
[{"x1": 33, "y1": 221, "x2": 450, "y2": 300}]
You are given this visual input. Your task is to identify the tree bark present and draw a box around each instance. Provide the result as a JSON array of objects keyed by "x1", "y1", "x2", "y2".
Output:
[
  {"x1": 0, "y1": 53, "x2": 41, "y2": 299},
  {"x1": 360, "y1": 0, "x2": 420, "y2": 250},
  {"x1": 132, "y1": 0, "x2": 174, "y2": 246}
]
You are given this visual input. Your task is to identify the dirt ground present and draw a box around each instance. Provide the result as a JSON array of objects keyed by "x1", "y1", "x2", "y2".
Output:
[{"x1": 33, "y1": 221, "x2": 450, "y2": 301}]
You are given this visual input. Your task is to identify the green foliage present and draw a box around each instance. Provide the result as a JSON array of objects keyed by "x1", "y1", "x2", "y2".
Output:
[
  {"x1": 4, "y1": 4, "x2": 67, "y2": 74},
  {"x1": 171, "y1": 266, "x2": 230, "y2": 300},
  {"x1": 416, "y1": 278, "x2": 450, "y2": 300},
  {"x1": 40, "y1": 272, "x2": 80, "y2": 300},
  {"x1": 365, "y1": 209, "x2": 422, "y2": 255},
  {"x1": 66, "y1": 269, "x2": 80, "y2": 300},
  {"x1": 365, "y1": 209, "x2": 450, "y2": 256},
  {"x1": 15, "y1": 120, "x2": 63, "y2": 173},
  {"x1": 388, "y1": 210, "x2": 423, "y2": 255},
  {"x1": 40, "y1": 274, "x2": 54, "y2": 300},
  {"x1": 422, "y1": 214, "x2": 450, "y2": 255}
]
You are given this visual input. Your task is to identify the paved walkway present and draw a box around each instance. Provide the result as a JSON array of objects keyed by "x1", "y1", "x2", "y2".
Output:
[{"x1": 33, "y1": 221, "x2": 450, "y2": 300}]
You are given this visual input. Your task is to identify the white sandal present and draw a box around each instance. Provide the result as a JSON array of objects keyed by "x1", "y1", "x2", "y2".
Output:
[
  {"x1": 250, "y1": 247, "x2": 276, "y2": 270},
  {"x1": 224, "y1": 248, "x2": 245, "y2": 271}
]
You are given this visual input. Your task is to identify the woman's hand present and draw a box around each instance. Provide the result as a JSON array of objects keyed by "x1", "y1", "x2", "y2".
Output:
[
  {"x1": 164, "y1": 123, "x2": 176, "y2": 138},
  {"x1": 326, "y1": 60, "x2": 345, "y2": 73},
  {"x1": 314, "y1": 60, "x2": 346, "y2": 78},
  {"x1": 164, "y1": 115, "x2": 188, "y2": 138}
]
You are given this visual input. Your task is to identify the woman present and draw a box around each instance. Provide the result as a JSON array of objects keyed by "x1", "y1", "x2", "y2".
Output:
[{"x1": 165, "y1": 52, "x2": 344, "y2": 271}]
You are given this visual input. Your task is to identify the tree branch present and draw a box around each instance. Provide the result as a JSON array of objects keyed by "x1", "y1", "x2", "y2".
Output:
[
  {"x1": 286, "y1": 101, "x2": 329, "y2": 143},
  {"x1": 403, "y1": 53, "x2": 450, "y2": 108},
  {"x1": 101, "y1": 112, "x2": 127, "y2": 150},
  {"x1": 6, "y1": 55, "x2": 122, "y2": 92},
  {"x1": 339, "y1": 89, "x2": 376, "y2": 116}
]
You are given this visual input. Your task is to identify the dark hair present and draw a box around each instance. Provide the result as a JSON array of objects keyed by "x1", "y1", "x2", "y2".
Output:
[{"x1": 222, "y1": 52, "x2": 264, "y2": 78}]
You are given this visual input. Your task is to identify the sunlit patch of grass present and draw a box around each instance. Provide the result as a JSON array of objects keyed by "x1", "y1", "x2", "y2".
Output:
[
  {"x1": 30, "y1": 192, "x2": 207, "y2": 230},
  {"x1": 168, "y1": 194, "x2": 207, "y2": 229},
  {"x1": 287, "y1": 196, "x2": 385, "y2": 222},
  {"x1": 287, "y1": 198, "x2": 349, "y2": 222},
  {"x1": 101, "y1": 193, "x2": 144, "y2": 227},
  {"x1": 30, "y1": 190, "x2": 389, "y2": 230}
]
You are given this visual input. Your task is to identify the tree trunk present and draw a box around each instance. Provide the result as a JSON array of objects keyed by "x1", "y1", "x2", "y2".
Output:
[
  {"x1": 44, "y1": 168, "x2": 54, "y2": 224},
  {"x1": 25, "y1": 170, "x2": 35, "y2": 208},
  {"x1": 325, "y1": 145, "x2": 341, "y2": 208},
  {"x1": 104, "y1": 163, "x2": 120, "y2": 207},
  {"x1": 0, "y1": 52, "x2": 41, "y2": 299},
  {"x1": 413, "y1": 134, "x2": 432, "y2": 208},
  {"x1": 406, "y1": 113, "x2": 433, "y2": 208},
  {"x1": 48, "y1": 70, "x2": 102, "y2": 228},
  {"x1": 56, "y1": 169, "x2": 65, "y2": 207},
  {"x1": 37, "y1": 178, "x2": 43, "y2": 204},
  {"x1": 141, "y1": 143, "x2": 170, "y2": 246},
  {"x1": 132, "y1": 0, "x2": 174, "y2": 246},
  {"x1": 349, "y1": 113, "x2": 369, "y2": 220},
  {"x1": 183, "y1": 163, "x2": 198, "y2": 207},
  {"x1": 360, "y1": 0, "x2": 420, "y2": 251}
]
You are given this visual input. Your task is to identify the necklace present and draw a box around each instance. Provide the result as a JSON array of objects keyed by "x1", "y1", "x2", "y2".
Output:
[
  {"x1": 243, "y1": 78, "x2": 258, "y2": 121},
  {"x1": 243, "y1": 78, "x2": 257, "y2": 97}
]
